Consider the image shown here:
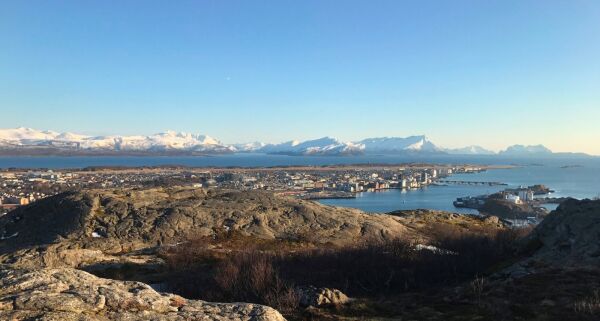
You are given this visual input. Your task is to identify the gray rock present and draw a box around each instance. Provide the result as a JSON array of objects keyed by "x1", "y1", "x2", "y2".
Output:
[
  {"x1": 526, "y1": 199, "x2": 600, "y2": 266},
  {"x1": 0, "y1": 265, "x2": 286, "y2": 321},
  {"x1": 298, "y1": 286, "x2": 350, "y2": 307},
  {"x1": 0, "y1": 187, "x2": 410, "y2": 268}
]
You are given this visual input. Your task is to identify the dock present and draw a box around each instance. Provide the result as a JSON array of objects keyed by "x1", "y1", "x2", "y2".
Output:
[{"x1": 439, "y1": 180, "x2": 508, "y2": 186}]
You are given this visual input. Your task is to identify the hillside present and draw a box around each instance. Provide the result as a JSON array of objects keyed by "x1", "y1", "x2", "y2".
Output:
[
  {"x1": 1, "y1": 188, "x2": 599, "y2": 320},
  {"x1": 525, "y1": 198, "x2": 600, "y2": 266},
  {"x1": 0, "y1": 187, "x2": 412, "y2": 268}
]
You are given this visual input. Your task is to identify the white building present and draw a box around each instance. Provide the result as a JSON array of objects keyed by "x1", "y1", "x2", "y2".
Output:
[
  {"x1": 401, "y1": 179, "x2": 407, "y2": 189},
  {"x1": 506, "y1": 194, "x2": 521, "y2": 204},
  {"x1": 518, "y1": 190, "x2": 534, "y2": 202}
]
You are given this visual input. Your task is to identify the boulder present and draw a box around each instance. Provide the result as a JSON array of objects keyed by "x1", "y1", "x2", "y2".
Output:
[
  {"x1": 297, "y1": 286, "x2": 350, "y2": 307},
  {"x1": 0, "y1": 265, "x2": 286, "y2": 321}
]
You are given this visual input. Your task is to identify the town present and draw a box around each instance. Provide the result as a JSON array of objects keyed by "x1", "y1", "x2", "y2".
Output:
[{"x1": 0, "y1": 164, "x2": 490, "y2": 215}]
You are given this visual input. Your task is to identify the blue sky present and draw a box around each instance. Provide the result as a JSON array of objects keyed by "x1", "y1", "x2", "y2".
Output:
[{"x1": 1, "y1": 1, "x2": 599, "y2": 153}]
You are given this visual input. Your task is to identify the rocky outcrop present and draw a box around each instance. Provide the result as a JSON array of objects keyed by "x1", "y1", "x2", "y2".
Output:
[
  {"x1": 0, "y1": 266, "x2": 285, "y2": 321},
  {"x1": 0, "y1": 187, "x2": 410, "y2": 268},
  {"x1": 527, "y1": 198, "x2": 600, "y2": 266},
  {"x1": 298, "y1": 286, "x2": 350, "y2": 307},
  {"x1": 479, "y1": 199, "x2": 543, "y2": 219},
  {"x1": 388, "y1": 209, "x2": 507, "y2": 238}
]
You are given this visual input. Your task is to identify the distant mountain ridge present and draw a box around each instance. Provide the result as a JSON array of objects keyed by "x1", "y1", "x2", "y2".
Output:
[
  {"x1": 445, "y1": 145, "x2": 496, "y2": 155},
  {"x1": 258, "y1": 137, "x2": 364, "y2": 156},
  {"x1": 0, "y1": 127, "x2": 592, "y2": 157},
  {"x1": 0, "y1": 127, "x2": 234, "y2": 154},
  {"x1": 256, "y1": 136, "x2": 446, "y2": 156},
  {"x1": 499, "y1": 144, "x2": 553, "y2": 155},
  {"x1": 358, "y1": 136, "x2": 440, "y2": 154}
]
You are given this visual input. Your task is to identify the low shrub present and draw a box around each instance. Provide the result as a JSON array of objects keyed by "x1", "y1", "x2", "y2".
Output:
[
  {"x1": 162, "y1": 226, "x2": 530, "y2": 313},
  {"x1": 574, "y1": 290, "x2": 600, "y2": 315}
]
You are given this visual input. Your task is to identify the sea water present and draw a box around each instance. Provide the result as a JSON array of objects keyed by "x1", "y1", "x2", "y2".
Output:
[{"x1": 0, "y1": 154, "x2": 598, "y2": 213}]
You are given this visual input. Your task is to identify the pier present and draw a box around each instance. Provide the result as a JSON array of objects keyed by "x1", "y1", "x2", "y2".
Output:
[{"x1": 439, "y1": 180, "x2": 508, "y2": 186}]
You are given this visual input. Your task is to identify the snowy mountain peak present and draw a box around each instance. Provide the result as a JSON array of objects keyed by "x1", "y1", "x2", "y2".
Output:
[
  {"x1": 446, "y1": 145, "x2": 496, "y2": 155},
  {"x1": 358, "y1": 135, "x2": 440, "y2": 153},
  {"x1": 0, "y1": 128, "x2": 232, "y2": 153},
  {"x1": 156, "y1": 131, "x2": 220, "y2": 145},
  {"x1": 257, "y1": 136, "x2": 361, "y2": 156},
  {"x1": 256, "y1": 135, "x2": 443, "y2": 155},
  {"x1": 0, "y1": 127, "x2": 570, "y2": 157},
  {"x1": 0, "y1": 127, "x2": 60, "y2": 141}
]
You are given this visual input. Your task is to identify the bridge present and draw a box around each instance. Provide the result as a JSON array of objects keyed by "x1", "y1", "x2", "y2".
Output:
[{"x1": 438, "y1": 180, "x2": 508, "y2": 186}]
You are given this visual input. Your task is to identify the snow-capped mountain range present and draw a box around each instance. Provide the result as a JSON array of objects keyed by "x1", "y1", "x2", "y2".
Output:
[
  {"x1": 0, "y1": 128, "x2": 234, "y2": 153},
  {"x1": 259, "y1": 137, "x2": 365, "y2": 156},
  {"x1": 445, "y1": 145, "x2": 496, "y2": 155},
  {"x1": 358, "y1": 136, "x2": 440, "y2": 154},
  {"x1": 256, "y1": 136, "x2": 501, "y2": 156},
  {"x1": 0, "y1": 127, "x2": 564, "y2": 156}
]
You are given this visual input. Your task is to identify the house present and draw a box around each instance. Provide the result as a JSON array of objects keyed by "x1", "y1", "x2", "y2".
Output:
[{"x1": 505, "y1": 194, "x2": 521, "y2": 204}]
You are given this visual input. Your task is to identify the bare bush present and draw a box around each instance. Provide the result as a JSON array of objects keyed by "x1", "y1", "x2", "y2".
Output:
[
  {"x1": 574, "y1": 290, "x2": 600, "y2": 315},
  {"x1": 471, "y1": 275, "x2": 486, "y2": 306},
  {"x1": 214, "y1": 251, "x2": 300, "y2": 313},
  {"x1": 162, "y1": 224, "x2": 529, "y2": 314}
]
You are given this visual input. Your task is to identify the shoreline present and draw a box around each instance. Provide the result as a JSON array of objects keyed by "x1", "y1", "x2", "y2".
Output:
[{"x1": 0, "y1": 163, "x2": 516, "y2": 173}]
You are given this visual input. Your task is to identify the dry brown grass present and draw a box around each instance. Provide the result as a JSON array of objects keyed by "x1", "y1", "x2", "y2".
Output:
[
  {"x1": 162, "y1": 225, "x2": 530, "y2": 309},
  {"x1": 156, "y1": 225, "x2": 600, "y2": 321},
  {"x1": 160, "y1": 230, "x2": 305, "y2": 313}
]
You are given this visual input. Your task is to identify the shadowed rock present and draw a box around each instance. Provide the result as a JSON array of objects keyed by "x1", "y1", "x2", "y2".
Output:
[{"x1": 528, "y1": 198, "x2": 600, "y2": 266}]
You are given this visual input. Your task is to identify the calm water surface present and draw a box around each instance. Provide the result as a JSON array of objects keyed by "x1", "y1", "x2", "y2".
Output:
[
  {"x1": 1, "y1": 154, "x2": 598, "y2": 213},
  {"x1": 322, "y1": 160, "x2": 600, "y2": 213}
]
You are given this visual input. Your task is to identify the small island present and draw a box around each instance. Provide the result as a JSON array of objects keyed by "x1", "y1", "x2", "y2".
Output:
[
  {"x1": 561, "y1": 165, "x2": 583, "y2": 169},
  {"x1": 454, "y1": 184, "x2": 559, "y2": 223}
]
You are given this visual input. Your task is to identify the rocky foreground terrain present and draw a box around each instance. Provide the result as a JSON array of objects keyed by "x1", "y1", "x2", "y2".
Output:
[
  {"x1": 0, "y1": 187, "x2": 598, "y2": 320},
  {"x1": 0, "y1": 187, "x2": 427, "y2": 320},
  {"x1": 0, "y1": 266, "x2": 285, "y2": 321},
  {"x1": 517, "y1": 198, "x2": 600, "y2": 268},
  {"x1": 0, "y1": 187, "x2": 415, "y2": 269}
]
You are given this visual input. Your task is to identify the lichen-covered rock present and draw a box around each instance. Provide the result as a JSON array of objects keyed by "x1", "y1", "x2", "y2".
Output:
[
  {"x1": 527, "y1": 198, "x2": 600, "y2": 266},
  {"x1": 298, "y1": 286, "x2": 350, "y2": 307},
  {"x1": 0, "y1": 266, "x2": 286, "y2": 321},
  {"x1": 0, "y1": 187, "x2": 411, "y2": 268}
]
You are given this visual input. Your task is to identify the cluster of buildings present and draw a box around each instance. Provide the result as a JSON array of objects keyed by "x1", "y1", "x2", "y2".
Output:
[
  {"x1": 502, "y1": 189, "x2": 536, "y2": 205},
  {"x1": 0, "y1": 169, "x2": 201, "y2": 214},
  {"x1": 0, "y1": 165, "x2": 482, "y2": 215},
  {"x1": 211, "y1": 166, "x2": 470, "y2": 200},
  {"x1": 454, "y1": 185, "x2": 548, "y2": 209},
  {"x1": 0, "y1": 171, "x2": 65, "y2": 214}
]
